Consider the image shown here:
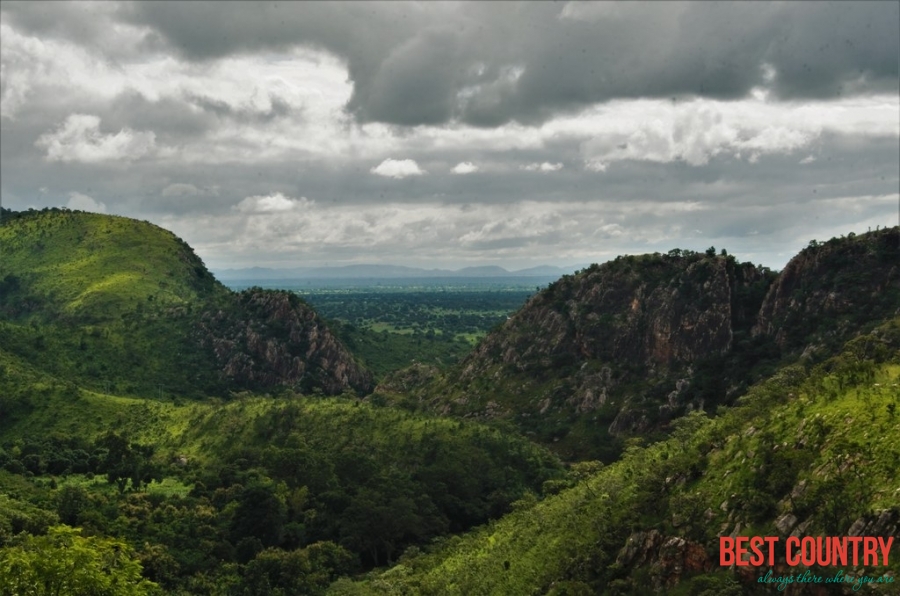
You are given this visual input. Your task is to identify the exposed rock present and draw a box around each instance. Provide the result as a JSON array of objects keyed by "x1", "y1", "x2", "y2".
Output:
[
  {"x1": 199, "y1": 289, "x2": 374, "y2": 396},
  {"x1": 609, "y1": 408, "x2": 648, "y2": 436},
  {"x1": 435, "y1": 252, "x2": 775, "y2": 453},
  {"x1": 775, "y1": 513, "x2": 798, "y2": 535},
  {"x1": 616, "y1": 530, "x2": 712, "y2": 591},
  {"x1": 410, "y1": 229, "x2": 898, "y2": 459},
  {"x1": 463, "y1": 255, "x2": 758, "y2": 383},
  {"x1": 754, "y1": 227, "x2": 900, "y2": 350},
  {"x1": 616, "y1": 530, "x2": 663, "y2": 567},
  {"x1": 847, "y1": 508, "x2": 900, "y2": 540},
  {"x1": 790, "y1": 519, "x2": 813, "y2": 539},
  {"x1": 847, "y1": 517, "x2": 867, "y2": 537}
]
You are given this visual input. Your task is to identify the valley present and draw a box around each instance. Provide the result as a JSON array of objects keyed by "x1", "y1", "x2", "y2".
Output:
[{"x1": 1, "y1": 209, "x2": 898, "y2": 595}]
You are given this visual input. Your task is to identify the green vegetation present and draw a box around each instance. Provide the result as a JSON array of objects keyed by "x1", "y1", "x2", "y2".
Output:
[
  {"x1": 0, "y1": 209, "x2": 370, "y2": 398},
  {"x1": 0, "y1": 525, "x2": 158, "y2": 596},
  {"x1": 0, "y1": 208, "x2": 224, "y2": 321},
  {"x1": 267, "y1": 288, "x2": 538, "y2": 380},
  {"x1": 344, "y1": 319, "x2": 900, "y2": 594},
  {"x1": 329, "y1": 321, "x2": 474, "y2": 380},
  {"x1": 0, "y1": 208, "x2": 230, "y2": 399},
  {"x1": 0, "y1": 389, "x2": 563, "y2": 593},
  {"x1": 298, "y1": 289, "x2": 533, "y2": 340},
  {"x1": 2, "y1": 210, "x2": 898, "y2": 594},
  {"x1": 374, "y1": 249, "x2": 781, "y2": 462}
]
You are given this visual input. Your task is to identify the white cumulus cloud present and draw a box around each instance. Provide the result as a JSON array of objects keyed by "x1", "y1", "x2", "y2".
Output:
[
  {"x1": 522, "y1": 162, "x2": 563, "y2": 172},
  {"x1": 370, "y1": 158, "x2": 426, "y2": 179},
  {"x1": 584, "y1": 160, "x2": 608, "y2": 172},
  {"x1": 451, "y1": 161, "x2": 479, "y2": 174},
  {"x1": 579, "y1": 101, "x2": 819, "y2": 168},
  {"x1": 66, "y1": 191, "x2": 106, "y2": 213},
  {"x1": 36, "y1": 114, "x2": 156, "y2": 163},
  {"x1": 234, "y1": 192, "x2": 312, "y2": 213}
]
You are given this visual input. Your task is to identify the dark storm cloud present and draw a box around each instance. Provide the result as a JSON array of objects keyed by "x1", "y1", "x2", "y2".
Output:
[
  {"x1": 2, "y1": 1, "x2": 896, "y2": 271},
  {"x1": 107, "y1": 1, "x2": 900, "y2": 127},
  {"x1": 0, "y1": 1, "x2": 163, "y2": 59}
]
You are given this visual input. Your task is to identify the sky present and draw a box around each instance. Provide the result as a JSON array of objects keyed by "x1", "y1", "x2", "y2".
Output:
[{"x1": 1, "y1": 1, "x2": 898, "y2": 272}]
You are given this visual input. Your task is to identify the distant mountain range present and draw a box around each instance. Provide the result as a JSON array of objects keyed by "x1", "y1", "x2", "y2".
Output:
[{"x1": 213, "y1": 263, "x2": 580, "y2": 280}]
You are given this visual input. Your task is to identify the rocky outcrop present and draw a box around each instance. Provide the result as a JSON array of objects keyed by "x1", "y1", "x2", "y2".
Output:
[
  {"x1": 616, "y1": 530, "x2": 713, "y2": 591},
  {"x1": 438, "y1": 253, "x2": 774, "y2": 450},
  {"x1": 403, "y1": 230, "x2": 897, "y2": 459},
  {"x1": 754, "y1": 227, "x2": 900, "y2": 349},
  {"x1": 199, "y1": 289, "x2": 374, "y2": 396},
  {"x1": 462, "y1": 255, "x2": 754, "y2": 380}
]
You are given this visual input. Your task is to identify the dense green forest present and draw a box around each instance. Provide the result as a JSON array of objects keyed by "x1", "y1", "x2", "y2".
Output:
[
  {"x1": 1, "y1": 209, "x2": 898, "y2": 595},
  {"x1": 337, "y1": 320, "x2": 900, "y2": 594}
]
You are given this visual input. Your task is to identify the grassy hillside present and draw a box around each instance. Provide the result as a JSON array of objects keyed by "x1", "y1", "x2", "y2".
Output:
[
  {"x1": 0, "y1": 208, "x2": 225, "y2": 321},
  {"x1": 340, "y1": 318, "x2": 900, "y2": 595},
  {"x1": 0, "y1": 209, "x2": 371, "y2": 398},
  {"x1": 0, "y1": 209, "x2": 231, "y2": 398}
]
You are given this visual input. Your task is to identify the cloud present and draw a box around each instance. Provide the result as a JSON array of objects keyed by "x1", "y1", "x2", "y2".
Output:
[
  {"x1": 1, "y1": 2, "x2": 897, "y2": 275},
  {"x1": 35, "y1": 114, "x2": 156, "y2": 162},
  {"x1": 162, "y1": 183, "x2": 201, "y2": 197},
  {"x1": 66, "y1": 191, "x2": 106, "y2": 213},
  {"x1": 119, "y1": 1, "x2": 899, "y2": 127},
  {"x1": 579, "y1": 101, "x2": 820, "y2": 168},
  {"x1": 799, "y1": 155, "x2": 817, "y2": 165},
  {"x1": 451, "y1": 161, "x2": 479, "y2": 174},
  {"x1": 161, "y1": 189, "x2": 900, "y2": 272},
  {"x1": 522, "y1": 162, "x2": 563, "y2": 172},
  {"x1": 234, "y1": 192, "x2": 312, "y2": 213},
  {"x1": 370, "y1": 158, "x2": 426, "y2": 179}
]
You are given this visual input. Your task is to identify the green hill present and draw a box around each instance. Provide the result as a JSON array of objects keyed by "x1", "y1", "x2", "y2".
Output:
[
  {"x1": 376, "y1": 229, "x2": 899, "y2": 462},
  {"x1": 0, "y1": 208, "x2": 372, "y2": 398},
  {"x1": 339, "y1": 318, "x2": 900, "y2": 595},
  {"x1": 0, "y1": 208, "x2": 225, "y2": 321},
  {"x1": 0, "y1": 208, "x2": 564, "y2": 594}
]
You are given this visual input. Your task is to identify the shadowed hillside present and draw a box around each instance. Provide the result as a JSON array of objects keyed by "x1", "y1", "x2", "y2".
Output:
[{"x1": 376, "y1": 229, "x2": 900, "y2": 461}]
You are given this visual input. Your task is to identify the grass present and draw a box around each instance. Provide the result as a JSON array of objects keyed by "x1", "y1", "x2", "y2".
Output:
[
  {"x1": 1, "y1": 211, "x2": 224, "y2": 321},
  {"x1": 0, "y1": 211, "x2": 231, "y2": 400}
]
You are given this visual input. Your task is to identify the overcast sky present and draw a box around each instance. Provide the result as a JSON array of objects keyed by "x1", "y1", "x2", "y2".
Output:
[{"x1": 1, "y1": 1, "x2": 898, "y2": 272}]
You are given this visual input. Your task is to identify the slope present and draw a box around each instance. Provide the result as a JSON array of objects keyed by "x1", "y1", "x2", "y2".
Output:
[
  {"x1": 0, "y1": 208, "x2": 373, "y2": 397},
  {"x1": 340, "y1": 317, "x2": 900, "y2": 595},
  {"x1": 0, "y1": 355, "x2": 564, "y2": 591},
  {"x1": 377, "y1": 228, "x2": 899, "y2": 461}
]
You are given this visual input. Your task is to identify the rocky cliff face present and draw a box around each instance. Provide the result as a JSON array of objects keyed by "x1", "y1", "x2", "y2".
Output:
[
  {"x1": 200, "y1": 289, "x2": 374, "y2": 396},
  {"x1": 386, "y1": 252, "x2": 775, "y2": 460},
  {"x1": 393, "y1": 229, "x2": 899, "y2": 460},
  {"x1": 462, "y1": 253, "x2": 763, "y2": 380},
  {"x1": 754, "y1": 227, "x2": 900, "y2": 350}
]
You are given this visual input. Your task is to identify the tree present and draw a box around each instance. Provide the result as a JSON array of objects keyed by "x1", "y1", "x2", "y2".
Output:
[
  {"x1": 230, "y1": 483, "x2": 287, "y2": 555},
  {"x1": 0, "y1": 525, "x2": 158, "y2": 595},
  {"x1": 95, "y1": 432, "x2": 160, "y2": 493}
]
